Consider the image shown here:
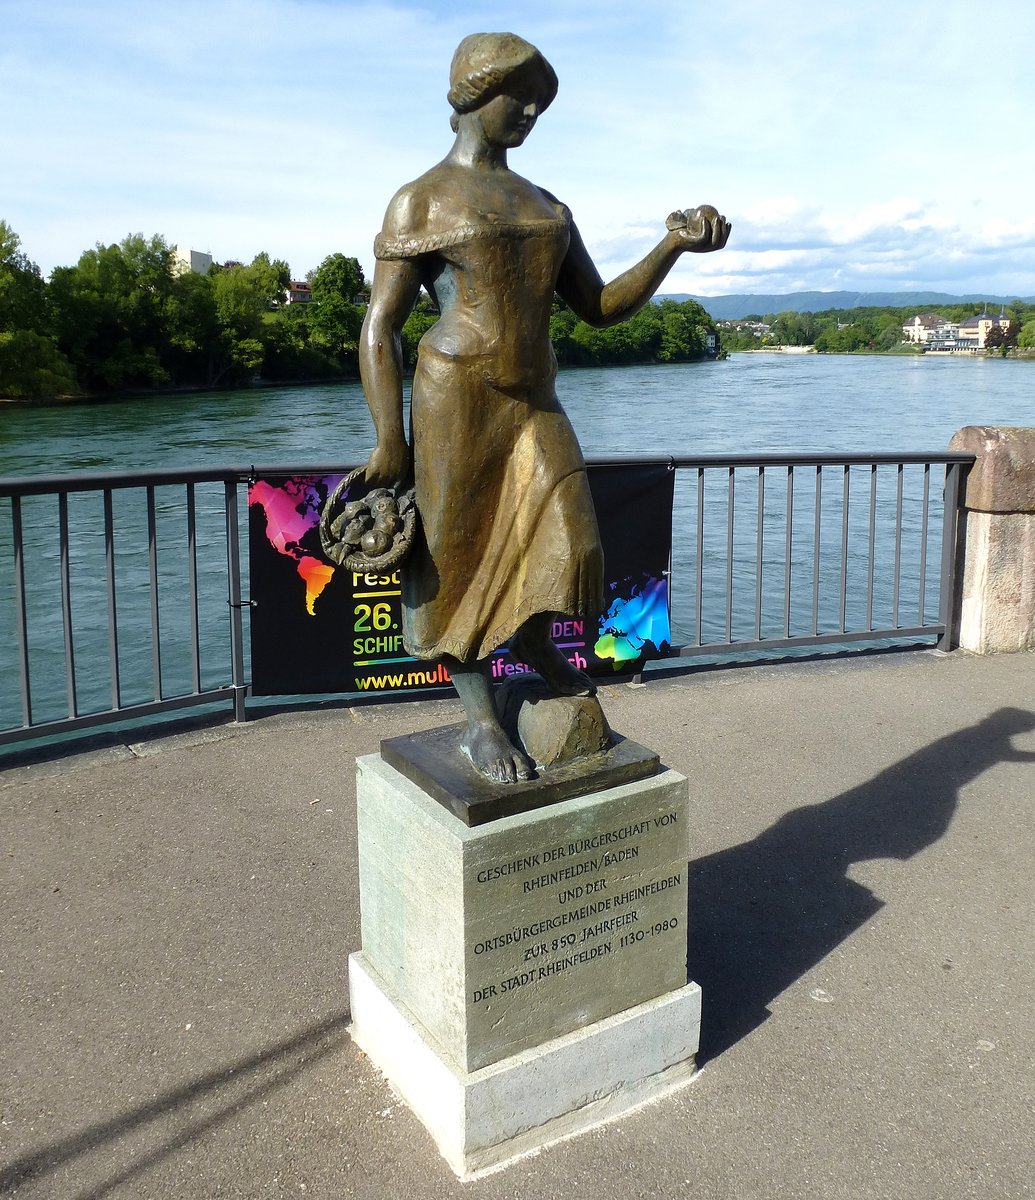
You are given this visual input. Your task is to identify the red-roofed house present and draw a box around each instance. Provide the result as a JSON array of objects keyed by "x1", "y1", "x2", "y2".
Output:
[{"x1": 285, "y1": 281, "x2": 313, "y2": 305}]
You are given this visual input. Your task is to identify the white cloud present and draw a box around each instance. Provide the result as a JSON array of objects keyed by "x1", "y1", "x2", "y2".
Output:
[{"x1": 3, "y1": 0, "x2": 1035, "y2": 298}]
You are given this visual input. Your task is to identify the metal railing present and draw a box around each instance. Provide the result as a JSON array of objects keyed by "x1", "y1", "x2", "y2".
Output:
[
  {"x1": 659, "y1": 451, "x2": 970, "y2": 660},
  {"x1": 0, "y1": 451, "x2": 972, "y2": 752},
  {"x1": 1, "y1": 466, "x2": 250, "y2": 748}
]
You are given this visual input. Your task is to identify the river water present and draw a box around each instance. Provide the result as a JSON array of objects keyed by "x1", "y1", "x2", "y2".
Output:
[
  {"x1": 2, "y1": 353, "x2": 1033, "y2": 733},
  {"x1": 2, "y1": 352, "x2": 1034, "y2": 476}
]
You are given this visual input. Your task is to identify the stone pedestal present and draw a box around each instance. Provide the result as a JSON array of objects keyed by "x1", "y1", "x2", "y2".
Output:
[
  {"x1": 949, "y1": 426, "x2": 1035, "y2": 653},
  {"x1": 349, "y1": 752, "x2": 699, "y2": 1177}
]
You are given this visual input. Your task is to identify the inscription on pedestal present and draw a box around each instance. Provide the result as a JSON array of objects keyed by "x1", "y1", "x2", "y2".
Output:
[
  {"x1": 355, "y1": 754, "x2": 690, "y2": 1073},
  {"x1": 462, "y1": 784, "x2": 688, "y2": 1068}
]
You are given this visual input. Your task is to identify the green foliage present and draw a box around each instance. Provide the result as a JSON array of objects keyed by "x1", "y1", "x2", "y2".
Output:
[
  {"x1": 22, "y1": 230, "x2": 370, "y2": 393},
  {"x1": 549, "y1": 302, "x2": 580, "y2": 362},
  {"x1": 814, "y1": 324, "x2": 867, "y2": 353},
  {"x1": 311, "y1": 285, "x2": 713, "y2": 374},
  {"x1": 716, "y1": 321, "x2": 765, "y2": 351},
  {"x1": 658, "y1": 300, "x2": 708, "y2": 361},
  {"x1": 0, "y1": 220, "x2": 49, "y2": 337},
  {"x1": 163, "y1": 269, "x2": 219, "y2": 384},
  {"x1": 0, "y1": 330, "x2": 79, "y2": 399},
  {"x1": 1004, "y1": 300, "x2": 1032, "y2": 331},
  {"x1": 208, "y1": 264, "x2": 270, "y2": 384},
  {"x1": 552, "y1": 297, "x2": 715, "y2": 367},
  {"x1": 717, "y1": 302, "x2": 1035, "y2": 356},
  {"x1": 8, "y1": 212, "x2": 1034, "y2": 398},
  {"x1": 261, "y1": 307, "x2": 340, "y2": 381},
  {"x1": 245, "y1": 252, "x2": 291, "y2": 308},
  {"x1": 401, "y1": 310, "x2": 439, "y2": 367},
  {"x1": 58, "y1": 218, "x2": 1035, "y2": 395},
  {"x1": 306, "y1": 254, "x2": 367, "y2": 369},
  {"x1": 308, "y1": 253, "x2": 364, "y2": 303},
  {"x1": 49, "y1": 233, "x2": 179, "y2": 390},
  {"x1": 771, "y1": 311, "x2": 817, "y2": 346},
  {"x1": 1, "y1": 221, "x2": 79, "y2": 398},
  {"x1": 811, "y1": 313, "x2": 903, "y2": 353}
]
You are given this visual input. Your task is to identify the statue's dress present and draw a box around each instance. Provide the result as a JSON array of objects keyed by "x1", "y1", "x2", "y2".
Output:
[{"x1": 374, "y1": 188, "x2": 603, "y2": 664}]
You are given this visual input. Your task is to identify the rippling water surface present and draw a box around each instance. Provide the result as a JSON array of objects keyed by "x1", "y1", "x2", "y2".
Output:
[{"x1": 3, "y1": 352, "x2": 1034, "y2": 476}]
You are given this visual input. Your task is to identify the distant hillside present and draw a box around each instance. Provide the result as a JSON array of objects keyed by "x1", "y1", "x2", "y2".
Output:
[{"x1": 664, "y1": 291, "x2": 1035, "y2": 321}]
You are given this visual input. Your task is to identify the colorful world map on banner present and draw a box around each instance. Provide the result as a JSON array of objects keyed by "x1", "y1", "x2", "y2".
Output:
[{"x1": 247, "y1": 476, "x2": 338, "y2": 614}]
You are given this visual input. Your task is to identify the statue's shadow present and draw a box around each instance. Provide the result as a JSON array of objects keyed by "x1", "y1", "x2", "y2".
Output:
[{"x1": 687, "y1": 706, "x2": 1035, "y2": 1064}]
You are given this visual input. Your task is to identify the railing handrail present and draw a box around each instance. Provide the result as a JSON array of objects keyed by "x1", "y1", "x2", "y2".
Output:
[
  {"x1": 0, "y1": 450, "x2": 976, "y2": 497},
  {"x1": 0, "y1": 465, "x2": 249, "y2": 496},
  {"x1": 605, "y1": 451, "x2": 975, "y2": 469}
]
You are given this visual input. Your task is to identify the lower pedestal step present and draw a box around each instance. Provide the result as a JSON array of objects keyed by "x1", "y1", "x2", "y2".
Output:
[{"x1": 349, "y1": 952, "x2": 702, "y2": 1179}]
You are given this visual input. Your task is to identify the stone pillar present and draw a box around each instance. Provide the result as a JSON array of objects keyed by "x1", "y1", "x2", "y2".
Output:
[{"x1": 949, "y1": 426, "x2": 1035, "y2": 652}]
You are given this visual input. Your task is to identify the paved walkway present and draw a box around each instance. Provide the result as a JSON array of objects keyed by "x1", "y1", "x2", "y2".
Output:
[{"x1": 1, "y1": 649, "x2": 1033, "y2": 1199}]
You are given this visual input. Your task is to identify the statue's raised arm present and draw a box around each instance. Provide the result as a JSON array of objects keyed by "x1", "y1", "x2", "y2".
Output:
[{"x1": 556, "y1": 204, "x2": 730, "y2": 329}]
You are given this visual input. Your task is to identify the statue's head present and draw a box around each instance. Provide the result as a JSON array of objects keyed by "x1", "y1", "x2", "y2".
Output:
[{"x1": 447, "y1": 33, "x2": 558, "y2": 132}]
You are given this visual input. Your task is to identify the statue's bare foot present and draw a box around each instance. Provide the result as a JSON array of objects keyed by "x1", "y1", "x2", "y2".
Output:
[
  {"x1": 512, "y1": 633, "x2": 597, "y2": 697},
  {"x1": 461, "y1": 722, "x2": 535, "y2": 784}
]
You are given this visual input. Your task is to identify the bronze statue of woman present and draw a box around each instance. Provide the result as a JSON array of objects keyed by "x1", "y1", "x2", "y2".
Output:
[{"x1": 360, "y1": 32, "x2": 730, "y2": 785}]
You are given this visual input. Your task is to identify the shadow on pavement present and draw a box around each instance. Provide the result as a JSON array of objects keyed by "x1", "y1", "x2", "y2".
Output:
[
  {"x1": 687, "y1": 706, "x2": 1035, "y2": 1064},
  {"x1": 0, "y1": 1011, "x2": 351, "y2": 1200}
]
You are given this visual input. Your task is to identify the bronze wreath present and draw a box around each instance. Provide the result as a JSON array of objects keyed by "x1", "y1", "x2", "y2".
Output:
[{"x1": 319, "y1": 466, "x2": 417, "y2": 573}]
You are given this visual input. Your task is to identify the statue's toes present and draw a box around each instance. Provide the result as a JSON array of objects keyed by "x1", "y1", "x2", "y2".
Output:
[
  {"x1": 491, "y1": 749, "x2": 533, "y2": 784},
  {"x1": 465, "y1": 727, "x2": 533, "y2": 785},
  {"x1": 511, "y1": 753, "x2": 534, "y2": 781}
]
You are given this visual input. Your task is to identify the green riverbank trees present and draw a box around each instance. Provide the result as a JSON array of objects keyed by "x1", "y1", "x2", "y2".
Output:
[
  {"x1": 549, "y1": 296, "x2": 715, "y2": 366},
  {"x1": 1, "y1": 223, "x2": 720, "y2": 401},
  {"x1": 0, "y1": 227, "x2": 369, "y2": 399},
  {"x1": 720, "y1": 300, "x2": 1035, "y2": 354},
  {"x1": 0, "y1": 221, "x2": 79, "y2": 400}
]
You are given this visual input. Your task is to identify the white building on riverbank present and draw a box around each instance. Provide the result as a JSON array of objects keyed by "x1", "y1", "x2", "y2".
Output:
[
  {"x1": 903, "y1": 309, "x2": 1010, "y2": 351},
  {"x1": 902, "y1": 313, "x2": 958, "y2": 347}
]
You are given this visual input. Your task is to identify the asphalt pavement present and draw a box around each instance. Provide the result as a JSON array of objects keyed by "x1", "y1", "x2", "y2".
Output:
[{"x1": 1, "y1": 648, "x2": 1033, "y2": 1199}]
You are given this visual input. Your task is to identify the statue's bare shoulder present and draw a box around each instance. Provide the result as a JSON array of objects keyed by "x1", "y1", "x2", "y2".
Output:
[{"x1": 379, "y1": 174, "x2": 435, "y2": 240}]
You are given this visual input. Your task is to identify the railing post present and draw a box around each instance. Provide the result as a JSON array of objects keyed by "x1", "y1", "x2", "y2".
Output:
[
  {"x1": 144, "y1": 484, "x2": 164, "y2": 702},
  {"x1": 11, "y1": 495, "x2": 33, "y2": 727},
  {"x1": 224, "y1": 480, "x2": 249, "y2": 722},
  {"x1": 937, "y1": 460, "x2": 964, "y2": 652},
  {"x1": 58, "y1": 492, "x2": 79, "y2": 717}
]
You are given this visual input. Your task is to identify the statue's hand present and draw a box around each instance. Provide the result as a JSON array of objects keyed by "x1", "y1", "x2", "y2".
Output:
[
  {"x1": 666, "y1": 205, "x2": 732, "y2": 253},
  {"x1": 364, "y1": 439, "x2": 411, "y2": 490}
]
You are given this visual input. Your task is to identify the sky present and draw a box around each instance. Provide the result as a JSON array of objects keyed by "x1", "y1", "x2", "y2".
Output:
[{"x1": 3, "y1": 0, "x2": 1035, "y2": 300}]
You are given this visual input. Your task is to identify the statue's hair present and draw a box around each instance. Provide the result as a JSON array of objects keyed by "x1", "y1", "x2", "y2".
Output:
[{"x1": 447, "y1": 32, "x2": 557, "y2": 130}]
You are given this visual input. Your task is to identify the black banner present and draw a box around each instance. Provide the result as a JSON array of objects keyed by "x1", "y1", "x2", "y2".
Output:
[{"x1": 247, "y1": 463, "x2": 673, "y2": 696}]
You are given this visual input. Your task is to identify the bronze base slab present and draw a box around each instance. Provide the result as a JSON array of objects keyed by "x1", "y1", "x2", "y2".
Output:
[{"x1": 379, "y1": 723, "x2": 661, "y2": 826}]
